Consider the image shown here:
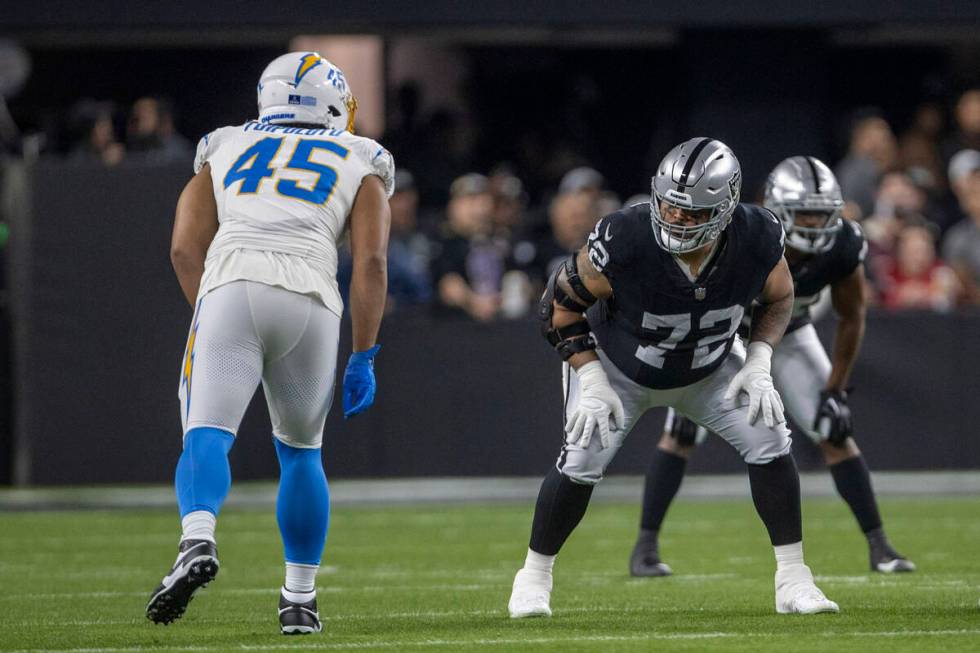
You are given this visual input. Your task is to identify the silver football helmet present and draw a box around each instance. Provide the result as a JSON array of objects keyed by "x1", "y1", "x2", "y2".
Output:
[
  {"x1": 651, "y1": 137, "x2": 741, "y2": 253},
  {"x1": 764, "y1": 156, "x2": 844, "y2": 254}
]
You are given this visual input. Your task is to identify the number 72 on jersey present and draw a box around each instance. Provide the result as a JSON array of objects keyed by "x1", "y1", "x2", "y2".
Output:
[{"x1": 635, "y1": 305, "x2": 744, "y2": 370}]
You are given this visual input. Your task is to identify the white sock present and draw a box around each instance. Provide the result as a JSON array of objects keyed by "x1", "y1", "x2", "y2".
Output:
[
  {"x1": 180, "y1": 511, "x2": 216, "y2": 544},
  {"x1": 524, "y1": 548, "x2": 556, "y2": 574},
  {"x1": 284, "y1": 562, "x2": 318, "y2": 598},
  {"x1": 774, "y1": 541, "x2": 805, "y2": 571}
]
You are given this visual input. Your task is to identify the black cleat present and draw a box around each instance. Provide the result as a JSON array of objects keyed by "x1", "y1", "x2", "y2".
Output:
[
  {"x1": 870, "y1": 545, "x2": 917, "y2": 573},
  {"x1": 279, "y1": 588, "x2": 323, "y2": 635},
  {"x1": 868, "y1": 528, "x2": 916, "y2": 573},
  {"x1": 146, "y1": 539, "x2": 219, "y2": 625},
  {"x1": 629, "y1": 534, "x2": 673, "y2": 578}
]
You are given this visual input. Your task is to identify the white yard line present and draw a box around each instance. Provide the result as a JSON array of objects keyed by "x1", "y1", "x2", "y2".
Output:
[
  {"x1": 0, "y1": 604, "x2": 716, "y2": 627},
  {"x1": 7, "y1": 630, "x2": 980, "y2": 653}
]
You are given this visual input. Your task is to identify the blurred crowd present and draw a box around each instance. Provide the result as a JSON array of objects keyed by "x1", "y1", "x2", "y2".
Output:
[
  {"x1": 63, "y1": 96, "x2": 192, "y2": 166},
  {"x1": 21, "y1": 87, "x2": 980, "y2": 319},
  {"x1": 339, "y1": 86, "x2": 980, "y2": 320},
  {"x1": 835, "y1": 90, "x2": 980, "y2": 310}
]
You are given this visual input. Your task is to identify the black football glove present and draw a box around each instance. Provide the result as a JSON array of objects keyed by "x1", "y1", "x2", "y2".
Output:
[{"x1": 814, "y1": 389, "x2": 853, "y2": 447}]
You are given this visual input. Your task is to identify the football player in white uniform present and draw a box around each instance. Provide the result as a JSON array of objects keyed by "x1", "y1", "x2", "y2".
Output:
[
  {"x1": 145, "y1": 52, "x2": 394, "y2": 635},
  {"x1": 629, "y1": 157, "x2": 915, "y2": 578}
]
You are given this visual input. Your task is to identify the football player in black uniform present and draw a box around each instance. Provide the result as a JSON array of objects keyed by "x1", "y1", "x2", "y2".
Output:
[
  {"x1": 508, "y1": 139, "x2": 839, "y2": 618},
  {"x1": 629, "y1": 156, "x2": 916, "y2": 579}
]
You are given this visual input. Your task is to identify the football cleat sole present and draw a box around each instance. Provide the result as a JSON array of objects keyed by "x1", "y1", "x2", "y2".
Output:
[
  {"x1": 278, "y1": 588, "x2": 323, "y2": 635},
  {"x1": 281, "y1": 623, "x2": 323, "y2": 635},
  {"x1": 146, "y1": 556, "x2": 219, "y2": 625}
]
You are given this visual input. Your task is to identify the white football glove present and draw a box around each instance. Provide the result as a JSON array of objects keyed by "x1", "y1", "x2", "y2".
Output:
[
  {"x1": 565, "y1": 361, "x2": 626, "y2": 449},
  {"x1": 724, "y1": 341, "x2": 785, "y2": 428}
]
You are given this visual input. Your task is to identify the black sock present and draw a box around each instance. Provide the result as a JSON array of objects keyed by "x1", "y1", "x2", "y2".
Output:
[
  {"x1": 529, "y1": 466, "x2": 594, "y2": 556},
  {"x1": 747, "y1": 454, "x2": 803, "y2": 546},
  {"x1": 640, "y1": 449, "x2": 687, "y2": 532},
  {"x1": 829, "y1": 455, "x2": 883, "y2": 534}
]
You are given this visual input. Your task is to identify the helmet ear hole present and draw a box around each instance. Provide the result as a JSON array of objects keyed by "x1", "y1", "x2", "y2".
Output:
[{"x1": 328, "y1": 106, "x2": 341, "y2": 117}]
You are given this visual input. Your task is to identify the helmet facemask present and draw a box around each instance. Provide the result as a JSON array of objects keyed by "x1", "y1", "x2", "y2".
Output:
[
  {"x1": 771, "y1": 198, "x2": 843, "y2": 254},
  {"x1": 650, "y1": 189, "x2": 736, "y2": 254},
  {"x1": 783, "y1": 209, "x2": 844, "y2": 254}
]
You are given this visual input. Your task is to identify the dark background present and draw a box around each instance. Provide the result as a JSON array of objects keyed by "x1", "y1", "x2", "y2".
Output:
[
  {"x1": 4, "y1": 161, "x2": 979, "y2": 485},
  {"x1": 1, "y1": 2, "x2": 978, "y2": 485}
]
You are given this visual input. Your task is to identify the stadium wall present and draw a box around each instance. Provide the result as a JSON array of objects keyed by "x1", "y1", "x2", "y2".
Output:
[{"x1": 4, "y1": 161, "x2": 979, "y2": 486}]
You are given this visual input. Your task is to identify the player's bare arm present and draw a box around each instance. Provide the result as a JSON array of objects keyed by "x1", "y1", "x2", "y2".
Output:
[
  {"x1": 725, "y1": 256, "x2": 793, "y2": 427},
  {"x1": 170, "y1": 163, "x2": 218, "y2": 306},
  {"x1": 826, "y1": 263, "x2": 866, "y2": 392},
  {"x1": 750, "y1": 256, "x2": 794, "y2": 348},
  {"x1": 348, "y1": 174, "x2": 391, "y2": 352}
]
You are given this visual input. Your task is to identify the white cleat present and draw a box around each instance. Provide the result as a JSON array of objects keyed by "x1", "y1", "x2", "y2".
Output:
[
  {"x1": 775, "y1": 565, "x2": 840, "y2": 615},
  {"x1": 508, "y1": 568, "x2": 553, "y2": 618}
]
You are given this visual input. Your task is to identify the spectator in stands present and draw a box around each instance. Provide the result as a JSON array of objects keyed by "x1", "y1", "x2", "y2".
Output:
[
  {"x1": 596, "y1": 190, "x2": 622, "y2": 218},
  {"x1": 126, "y1": 96, "x2": 192, "y2": 162},
  {"x1": 862, "y1": 170, "x2": 930, "y2": 257},
  {"x1": 512, "y1": 188, "x2": 600, "y2": 289},
  {"x1": 336, "y1": 169, "x2": 432, "y2": 310},
  {"x1": 68, "y1": 99, "x2": 124, "y2": 166},
  {"x1": 942, "y1": 88, "x2": 980, "y2": 164},
  {"x1": 835, "y1": 109, "x2": 898, "y2": 219},
  {"x1": 488, "y1": 167, "x2": 528, "y2": 240},
  {"x1": 558, "y1": 166, "x2": 604, "y2": 202},
  {"x1": 898, "y1": 102, "x2": 945, "y2": 195},
  {"x1": 876, "y1": 223, "x2": 961, "y2": 311},
  {"x1": 941, "y1": 150, "x2": 980, "y2": 305},
  {"x1": 386, "y1": 169, "x2": 433, "y2": 307},
  {"x1": 430, "y1": 173, "x2": 505, "y2": 321}
]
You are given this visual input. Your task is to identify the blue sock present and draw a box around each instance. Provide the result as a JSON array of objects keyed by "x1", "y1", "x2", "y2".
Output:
[
  {"x1": 274, "y1": 439, "x2": 329, "y2": 565},
  {"x1": 175, "y1": 427, "x2": 235, "y2": 517}
]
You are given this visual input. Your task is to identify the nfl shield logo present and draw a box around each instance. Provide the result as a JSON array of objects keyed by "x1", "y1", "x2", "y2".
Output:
[{"x1": 695, "y1": 287, "x2": 706, "y2": 301}]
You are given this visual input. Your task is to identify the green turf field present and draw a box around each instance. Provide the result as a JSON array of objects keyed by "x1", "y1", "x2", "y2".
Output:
[{"x1": 1, "y1": 496, "x2": 978, "y2": 652}]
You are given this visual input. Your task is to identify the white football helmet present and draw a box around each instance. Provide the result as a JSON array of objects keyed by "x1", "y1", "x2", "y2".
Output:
[
  {"x1": 764, "y1": 156, "x2": 844, "y2": 254},
  {"x1": 257, "y1": 52, "x2": 358, "y2": 131}
]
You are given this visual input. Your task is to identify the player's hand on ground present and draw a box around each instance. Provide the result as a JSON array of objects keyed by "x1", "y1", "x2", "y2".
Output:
[
  {"x1": 565, "y1": 361, "x2": 625, "y2": 449},
  {"x1": 724, "y1": 342, "x2": 785, "y2": 428},
  {"x1": 343, "y1": 345, "x2": 381, "y2": 419}
]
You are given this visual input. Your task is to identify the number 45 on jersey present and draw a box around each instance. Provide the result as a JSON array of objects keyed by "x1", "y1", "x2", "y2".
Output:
[{"x1": 224, "y1": 137, "x2": 349, "y2": 205}]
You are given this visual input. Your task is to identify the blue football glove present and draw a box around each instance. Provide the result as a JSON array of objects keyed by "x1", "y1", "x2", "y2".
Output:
[{"x1": 343, "y1": 344, "x2": 381, "y2": 419}]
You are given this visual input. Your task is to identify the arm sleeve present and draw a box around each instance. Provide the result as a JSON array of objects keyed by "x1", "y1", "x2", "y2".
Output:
[{"x1": 586, "y1": 211, "x2": 634, "y2": 280}]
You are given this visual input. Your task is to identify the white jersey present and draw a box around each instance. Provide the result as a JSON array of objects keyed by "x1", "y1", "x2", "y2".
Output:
[{"x1": 193, "y1": 121, "x2": 395, "y2": 317}]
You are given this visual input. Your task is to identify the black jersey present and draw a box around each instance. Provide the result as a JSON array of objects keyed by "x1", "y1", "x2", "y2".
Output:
[
  {"x1": 784, "y1": 219, "x2": 867, "y2": 332},
  {"x1": 585, "y1": 203, "x2": 785, "y2": 390}
]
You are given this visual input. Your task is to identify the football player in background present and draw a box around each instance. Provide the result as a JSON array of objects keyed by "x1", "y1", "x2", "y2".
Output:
[
  {"x1": 630, "y1": 157, "x2": 915, "y2": 578},
  {"x1": 145, "y1": 52, "x2": 394, "y2": 634},
  {"x1": 509, "y1": 139, "x2": 839, "y2": 618}
]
